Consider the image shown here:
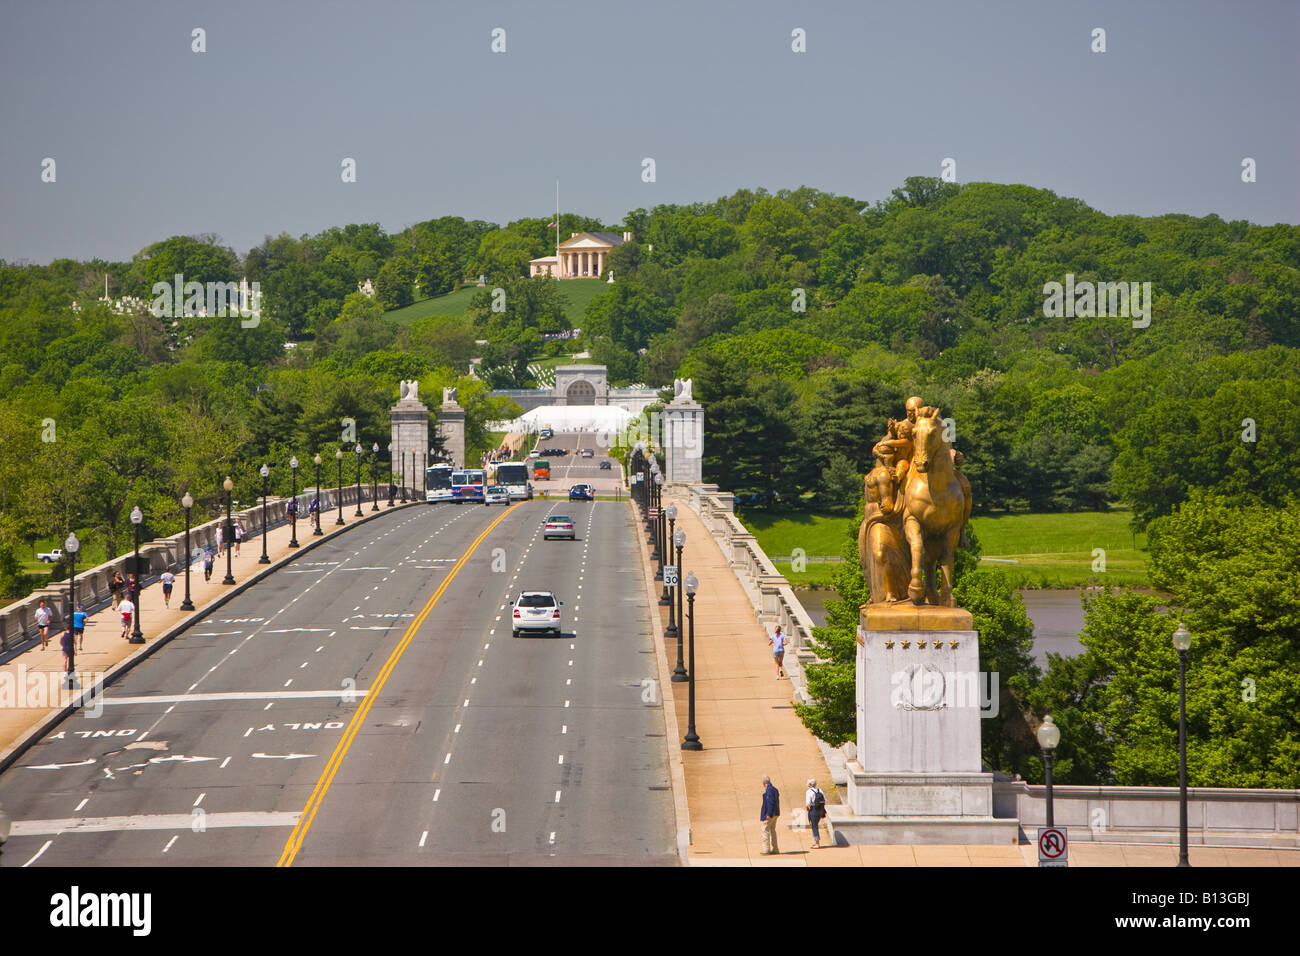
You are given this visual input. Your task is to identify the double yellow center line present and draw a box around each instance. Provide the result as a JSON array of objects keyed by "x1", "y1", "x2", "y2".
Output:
[{"x1": 277, "y1": 504, "x2": 518, "y2": 866}]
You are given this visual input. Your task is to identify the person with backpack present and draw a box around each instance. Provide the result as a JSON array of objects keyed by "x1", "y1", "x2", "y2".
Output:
[
  {"x1": 109, "y1": 572, "x2": 125, "y2": 610},
  {"x1": 203, "y1": 547, "x2": 215, "y2": 582},
  {"x1": 760, "y1": 774, "x2": 781, "y2": 855},
  {"x1": 806, "y1": 778, "x2": 827, "y2": 849}
]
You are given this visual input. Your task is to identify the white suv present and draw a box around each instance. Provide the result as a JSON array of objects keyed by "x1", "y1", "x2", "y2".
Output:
[{"x1": 512, "y1": 591, "x2": 563, "y2": 637}]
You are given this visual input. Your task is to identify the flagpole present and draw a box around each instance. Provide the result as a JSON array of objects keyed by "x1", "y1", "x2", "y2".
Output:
[{"x1": 555, "y1": 178, "x2": 560, "y2": 272}]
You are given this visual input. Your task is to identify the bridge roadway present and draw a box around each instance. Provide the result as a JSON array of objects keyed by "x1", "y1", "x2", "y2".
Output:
[{"x1": 0, "y1": 439, "x2": 675, "y2": 866}]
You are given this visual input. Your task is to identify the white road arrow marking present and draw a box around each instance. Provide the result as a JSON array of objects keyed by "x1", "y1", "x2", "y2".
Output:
[
  {"x1": 22, "y1": 758, "x2": 96, "y2": 770},
  {"x1": 251, "y1": 752, "x2": 316, "y2": 760},
  {"x1": 148, "y1": 755, "x2": 219, "y2": 764}
]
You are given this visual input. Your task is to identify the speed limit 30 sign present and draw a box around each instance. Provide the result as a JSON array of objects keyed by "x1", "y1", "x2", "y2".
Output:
[{"x1": 1038, "y1": 827, "x2": 1068, "y2": 867}]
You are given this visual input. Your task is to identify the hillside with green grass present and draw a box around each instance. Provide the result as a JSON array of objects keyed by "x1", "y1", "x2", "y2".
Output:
[{"x1": 385, "y1": 277, "x2": 608, "y2": 329}]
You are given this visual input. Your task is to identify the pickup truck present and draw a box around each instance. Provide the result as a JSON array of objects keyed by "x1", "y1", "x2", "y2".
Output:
[{"x1": 37, "y1": 548, "x2": 64, "y2": 563}]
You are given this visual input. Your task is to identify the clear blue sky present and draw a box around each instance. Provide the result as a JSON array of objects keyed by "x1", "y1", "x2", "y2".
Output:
[{"x1": 2, "y1": 0, "x2": 1296, "y2": 264}]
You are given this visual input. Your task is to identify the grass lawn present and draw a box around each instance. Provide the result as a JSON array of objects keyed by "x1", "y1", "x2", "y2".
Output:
[
  {"x1": 384, "y1": 277, "x2": 608, "y2": 329},
  {"x1": 738, "y1": 511, "x2": 855, "y2": 560},
  {"x1": 968, "y1": 509, "x2": 1149, "y2": 588},
  {"x1": 743, "y1": 507, "x2": 1151, "y2": 589}
]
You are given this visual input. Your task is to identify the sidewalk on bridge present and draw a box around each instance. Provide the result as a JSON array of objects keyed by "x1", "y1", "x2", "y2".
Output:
[
  {"x1": 650, "y1": 490, "x2": 1300, "y2": 868},
  {"x1": 0, "y1": 500, "x2": 418, "y2": 772}
]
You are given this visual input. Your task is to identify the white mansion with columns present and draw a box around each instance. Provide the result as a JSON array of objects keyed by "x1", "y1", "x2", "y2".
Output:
[{"x1": 529, "y1": 231, "x2": 631, "y2": 279}]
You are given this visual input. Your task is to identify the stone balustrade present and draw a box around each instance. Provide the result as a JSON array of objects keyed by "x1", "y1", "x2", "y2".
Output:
[
  {"x1": 0, "y1": 482, "x2": 386, "y2": 653},
  {"x1": 995, "y1": 778, "x2": 1300, "y2": 846},
  {"x1": 680, "y1": 482, "x2": 819, "y2": 667}
]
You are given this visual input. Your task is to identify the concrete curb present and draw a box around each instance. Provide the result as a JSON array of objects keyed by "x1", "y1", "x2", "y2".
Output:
[
  {"x1": 0, "y1": 501, "x2": 424, "y2": 776},
  {"x1": 628, "y1": 498, "x2": 692, "y2": 865}
]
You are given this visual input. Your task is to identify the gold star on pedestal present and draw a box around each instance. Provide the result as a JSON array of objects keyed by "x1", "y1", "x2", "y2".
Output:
[
  {"x1": 884, "y1": 640, "x2": 894, "y2": 648},
  {"x1": 950, "y1": 640, "x2": 959, "y2": 648},
  {"x1": 901, "y1": 640, "x2": 911, "y2": 649}
]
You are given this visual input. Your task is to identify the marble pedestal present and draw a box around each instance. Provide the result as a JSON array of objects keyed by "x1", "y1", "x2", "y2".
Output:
[{"x1": 831, "y1": 604, "x2": 1019, "y2": 845}]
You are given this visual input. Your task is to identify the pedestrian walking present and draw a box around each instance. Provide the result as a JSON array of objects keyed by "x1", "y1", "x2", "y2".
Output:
[
  {"x1": 35, "y1": 599, "x2": 53, "y2": 649},
  {"x1": 234, "y1": 521, "x2": 244, "y2": 556},
  {"x1": 806, "y1": 778, "x2": 827, "y2": 848},
  {"x1": 72, "y1": 604, "x2": 87, "y2": 652},
  {"x1": 118, "y1": 595, "x2": 135, "y2": 639},
  {"x1": 160, "y1": 566, "x2": 176, "y2": 608},
  {"x1": 216, "y1": 522, "x2": 224, "y2": 556},
  {"x1": 203, "y1": 547, "x2": 215, "y2": 582},
  {"x1": 61, "y1": 625, "x2": 75, "y2": 681},
  {"x1": 769, "y1": 625, "x2": 786, "y2": 678},
  {"x1": 110, "y1": 571, "x2": 125, "y2": 610},
  {"x1": 760, "y1": 774, "x2": 781, "y2": 855}
]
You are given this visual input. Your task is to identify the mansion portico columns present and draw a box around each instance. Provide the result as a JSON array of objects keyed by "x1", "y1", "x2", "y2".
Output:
[{"x1": 563, "y1": 250, "x2": 604, "y2": 277}]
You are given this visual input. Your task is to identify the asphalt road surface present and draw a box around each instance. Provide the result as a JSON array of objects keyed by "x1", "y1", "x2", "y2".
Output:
[
  {"x1": 528, "y1": 429, "x2": 625, "y2": 497},
  {"x1": 0, "y1": 490, "x2": 677, "y2": 866}
]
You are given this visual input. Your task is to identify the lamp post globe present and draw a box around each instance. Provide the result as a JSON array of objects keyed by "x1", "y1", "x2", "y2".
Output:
[
  {"x1": 1037, "y1": 715, "x2": 1060, "y2": 827},
  {"x1": 129, "y1": 505, "x2": 145, "y2": 642},
  {"x1": 289, "y1": 456, "x2": 300, "y2": 548},
  {"x1": 371, "y1": 442, "x2": 380, "y2": 511},
  {"x1": 682, "y1": 571, "x2": 702, "y2": 751},
  {"x1": 180, "y1": 493, "x2": 195, "y2": 610},
  {"x1": 1172, "y1": 623, "x2": 1192, "y2": 867},
  {"x1": 222, "y1": 477, "x2": 236, "y2": 585}
]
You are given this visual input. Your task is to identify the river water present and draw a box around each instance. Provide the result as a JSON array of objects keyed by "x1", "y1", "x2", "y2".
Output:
[{"x1": 793, "y1": 587, "x2": 1086, "y2": 669}]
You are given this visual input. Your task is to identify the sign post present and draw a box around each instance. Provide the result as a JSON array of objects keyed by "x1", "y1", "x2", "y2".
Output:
[{"x1": 1037, "y1": 827, "x2": 1068, "y2": 867}]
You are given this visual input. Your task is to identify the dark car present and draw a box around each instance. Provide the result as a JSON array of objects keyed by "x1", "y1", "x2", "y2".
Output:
[
  {"x1": 598, "y1": 460, "x2": 612, "y2": 470},
  {"x1": 569, "y1": 484, "x2": 594, "y2": 501}
]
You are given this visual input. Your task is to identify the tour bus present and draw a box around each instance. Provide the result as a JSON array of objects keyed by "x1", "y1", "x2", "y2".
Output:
[
  {"x1": 490, "y1": 461, "x2": 532, "y2": 501},
  {"x1": 426, "y1": 463, "x2": 454, "y2": 503},
  {"x1": 451, "y1": 468, "x2": 487, "y2": 503}
]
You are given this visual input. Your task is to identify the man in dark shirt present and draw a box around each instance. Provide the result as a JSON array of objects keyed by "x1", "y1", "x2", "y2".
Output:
[{"x1": 760, "y1": 775, "x2": 781, "y2": 855}]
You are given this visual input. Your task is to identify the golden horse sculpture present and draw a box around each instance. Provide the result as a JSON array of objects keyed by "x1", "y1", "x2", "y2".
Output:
[{"x1": 859, "y1": 399, "x2": 972, "y2": 607}]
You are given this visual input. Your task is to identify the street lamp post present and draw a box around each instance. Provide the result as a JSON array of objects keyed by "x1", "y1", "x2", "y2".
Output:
[
  {"x1": 387, "y1": 443, "x2": 395, "y2": 507},
  {"x1": 289, "y1": 457, "x2": 300, "y2": 548},
  {"x1": 180, "y1": 493, "x2": 195, "y2": 610},
  {"x1": 65, "y1": 530, "x2": 79, "y2": 627},
  {"x1": 222, "y1": 478, "x2": 236, "y2": 585},
  {"x1": 1037, "y1": 714, "x2": 1060, "y2": 827},
  {"x1": 400, "y1": 448, "x2": 408, "y2": 503},
  {"x1": 682, "y1": 571, "x2": 702, "y2": 751},
  {"x1": 1173, "y1": 623, "x2": 1193, "y2": 867},
  {"x1": 258, "y1": 463, "x2": 271, "y2": 564},
  {"x1": 662, "y1": 502, "x2": 678, "y2": 606},
  {"x1": 670, "y1": 528, "x2": 688, "y2": 682},
  {"x1": 313, "y1": 454, "x2": 323, "y2": 536},
  {"x1": 371, "y1": 442, "x2": 380, "y2": 511},
  {"x1": 129, "y1": 506, "x2": 145, "y2": 643},
  {"x1": 335, "y1": 450, "x2": 345, "y2": 525},
  {"x1": 354, "y1": 444, "x2": 364, "y2": 517}
]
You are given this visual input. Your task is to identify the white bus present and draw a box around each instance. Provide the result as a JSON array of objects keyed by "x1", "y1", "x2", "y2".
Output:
[
  {"x1": 426, "y1": 464, "x2": 454, "y2": 503},
  {"x1": 490, "y1": 461, "x2": 532, "y2": 501}
]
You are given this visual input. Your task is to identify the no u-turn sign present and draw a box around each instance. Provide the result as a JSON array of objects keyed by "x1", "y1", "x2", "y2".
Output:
[{"x1": 1038, "y1": 827, "x2": 1068, "y2": 867}]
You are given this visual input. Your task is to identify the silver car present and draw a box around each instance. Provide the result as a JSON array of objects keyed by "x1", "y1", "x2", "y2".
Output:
[{"x1": 512, "y1": 590, "x2": 563, "y2": 637}]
